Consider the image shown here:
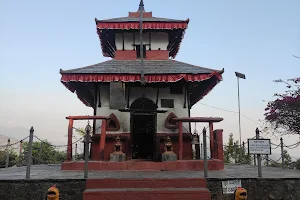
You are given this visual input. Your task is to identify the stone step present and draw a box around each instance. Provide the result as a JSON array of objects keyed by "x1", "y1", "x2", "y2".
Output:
[
  {"x1": 61, "y1": 160, "x2": 224, "y2": 171},
  {"x1": 86, "y1": 178, "x2": 207, "y2": 189},
  {"x1": 83, "y1": 188, "x2": 211, "y2": 200}
]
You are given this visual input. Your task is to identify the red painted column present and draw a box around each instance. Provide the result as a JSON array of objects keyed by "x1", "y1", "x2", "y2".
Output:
[
  {"x1": 178, "y1": 121, "x2": 183, "y2": 160},
  {"x1": 209, "y1": 122, "x2": 214, "y2": 159},
  {"x1": 67, "y1": 119, "x2": 74, "y2": 161},
  {"x1": 215, "y1": 129, "x2": 224, "y2": 161},
  {"x1": 99, "y1": 119, "x2": 107, "y2": 161}
]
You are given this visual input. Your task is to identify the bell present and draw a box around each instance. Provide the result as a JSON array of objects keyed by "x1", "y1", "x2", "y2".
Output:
[
  {"x1": 192, "y1": 123, "x2": 199, "y2": 145},
  {"x1": 81, "y1": 137, "x2": 93, "y2": 143},
  {"x1": 192, "y1": 134, "x2": 199, "y2": 144}
]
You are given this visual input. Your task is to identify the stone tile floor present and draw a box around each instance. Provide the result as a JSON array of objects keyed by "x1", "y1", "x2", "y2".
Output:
[{"x1": 0, "y1": 164, "x2": 299, "y2": 180}]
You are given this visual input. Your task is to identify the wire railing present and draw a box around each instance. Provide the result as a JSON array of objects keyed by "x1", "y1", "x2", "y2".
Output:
[{"x1": 0, "y1": 123, "x2": 299, "y2": 180}]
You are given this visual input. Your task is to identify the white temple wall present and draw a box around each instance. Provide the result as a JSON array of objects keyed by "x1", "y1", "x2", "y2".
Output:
[
  {"x1": 115, "y1": 32, "x2": 169, "y2": 51},
  {"x1": 95, "y1": 85, "x2": 190, "y2": 134}
]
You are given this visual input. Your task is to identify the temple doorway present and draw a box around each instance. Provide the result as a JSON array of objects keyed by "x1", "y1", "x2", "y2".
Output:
[{"x1": 130, "y1": 97, "x2": 157, "y2": 160}]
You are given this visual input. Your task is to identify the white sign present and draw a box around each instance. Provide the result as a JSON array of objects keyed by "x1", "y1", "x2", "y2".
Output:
[
  {"x1": 222, "y1": 179, "x2": 242, "y2": 194},
  {"x1": 248, "y1": 139, "x2": 271, "y2": 155}
]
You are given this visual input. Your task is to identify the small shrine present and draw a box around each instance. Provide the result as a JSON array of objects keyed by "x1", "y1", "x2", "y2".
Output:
[{"x1": 60, "y1": 0, "x2": 225, "y2": 171}]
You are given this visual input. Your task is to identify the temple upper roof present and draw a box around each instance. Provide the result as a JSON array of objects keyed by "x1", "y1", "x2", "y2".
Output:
[
  {"x1": 95, "y1": 16, "x2": 188, "y2": 23},
  {"x1": 95, "y1": 0, "x2": 189, "y2": 59}
]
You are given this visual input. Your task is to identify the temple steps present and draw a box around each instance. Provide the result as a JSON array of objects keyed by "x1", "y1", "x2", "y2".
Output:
[
  {"x1": 86, "y1": 178, "x2": 207, "y2": 189},
  {"x1": 83, "y1": 178, "x2": 211, "y2": 200}
]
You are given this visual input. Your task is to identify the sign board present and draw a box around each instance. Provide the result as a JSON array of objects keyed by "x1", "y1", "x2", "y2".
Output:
[
  {"x1": 222, "y1": 179, "x2": 242, "y2": 194},
  {"x1": 248, "y1": 139, "x2": 271, "y2": 155},
  {"x1": 110, "y1": 82, "x2": 126, "y2": 109}
]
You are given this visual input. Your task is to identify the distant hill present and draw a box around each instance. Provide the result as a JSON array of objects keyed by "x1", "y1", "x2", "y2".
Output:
[
  {"x1": 0, "y1": 126, "x2": 29, "y2": 140},
  {"x1": 0, "y1": 126, "x2": 32, "y2": 156},
  {"x1": 0, "y1": 134, "x2": 20, "y2": 155},
  {"x1": 0, "y1": 126, "x2": 68, "y2": 153},
  {"x1": 269, "y1": 152, "x2": 299, "y2": 162}
]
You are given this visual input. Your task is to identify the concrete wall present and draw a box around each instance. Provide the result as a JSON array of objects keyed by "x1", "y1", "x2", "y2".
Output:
[
  {"x1": 207, "y1": 178, "x2": 300, "y2": 200},
  {"x1": 0, "y1": 179, "x2": 85, "y2": 200},
  {"x1": 1, "y1": 178, "x2": 300, "y2": 200},
  {"x1": 95, "y1": 84, "x2": 190, "y2": 134},
  {"x1": 115, "y1": 32, "x2": 169, "y2": 51}
]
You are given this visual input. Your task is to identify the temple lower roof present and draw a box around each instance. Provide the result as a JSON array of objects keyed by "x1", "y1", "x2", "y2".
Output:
[
  {"x1": 60, "y1": 59, "x2": 221, "y2": 75},
  {"x1": 60, "y1": 60, "x2": 224, "y2": 108},
  {"x1": 96, "y1": 17, "x2": 188, "y2": 23}
]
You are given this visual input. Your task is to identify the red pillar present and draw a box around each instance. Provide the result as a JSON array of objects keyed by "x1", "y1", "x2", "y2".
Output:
[
  {"x1": 178, "y1": 121, "x2": 183, "y2": 160},
  {"x1": 215, "y1": 129, "x2": 224, "y2": 161},
  {"x1": 67, "y1": 119, "x2": 74, "y2": 161},
  {"x1": 209, "y1": 122, "x2": 214, "y2": 159},
  {"x1": 99, "y1": 119, "x2": 107, "y2": 161}
]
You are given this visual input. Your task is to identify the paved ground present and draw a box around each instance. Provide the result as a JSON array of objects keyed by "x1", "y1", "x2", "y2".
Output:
[{"x1": 0, "y1": 164, "x2": 300, "y2": 180}]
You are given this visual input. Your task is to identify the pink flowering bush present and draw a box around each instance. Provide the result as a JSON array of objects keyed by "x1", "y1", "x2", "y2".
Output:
[{"x1": 264, "y1": 78, "x2": 300, "y2": 135}]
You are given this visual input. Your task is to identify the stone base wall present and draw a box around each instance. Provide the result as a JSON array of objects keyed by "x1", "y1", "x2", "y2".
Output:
[
  {"x1": 0, "y1": 180, "x2": 85, "y2": 200},
  {"x1": 207, "y1": 178, "x2": 300, "y2": 200},
  {"x1": 1, "y1": 178, "x2": 300, "y2": 200}
]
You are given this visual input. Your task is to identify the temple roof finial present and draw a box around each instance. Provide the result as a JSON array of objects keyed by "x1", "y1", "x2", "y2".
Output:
[{"x1": 138, "y1": 0, "x2": 145, "y2": 12}]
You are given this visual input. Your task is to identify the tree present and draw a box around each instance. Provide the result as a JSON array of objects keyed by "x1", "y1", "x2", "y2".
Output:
[
  {"x1": 269, "y1": 150, "x2": 293, "y2": 168},
  {"x1": 264, "y1": 78, "x2": 300, "y2": 135},
  {"x1": 75, "y1": 127, "x2": 86, "y2": 137},
  {"x1": 224, "y1": 133, "x2": 234, "y2": 163},
  {"x1": 294, "y1": 159, "x2": 300, "y2": 170},
  {"x1": 74, "y1": 126, "x2": 94, "y2": 137},
  {"x1": 0, "y1": 150, "x2": 18, "y2": 168},
  {"x1": 20, "y1": 141, "x2": 66, "y2": 165},
  {"x1": 223, "y1": 133, "x2": 252, "y2": 164}
]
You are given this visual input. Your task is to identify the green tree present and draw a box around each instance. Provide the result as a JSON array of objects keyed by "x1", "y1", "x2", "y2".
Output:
[
  {"x1": 224, "y1": 133, "x2": 234, "y2": 163},
  {"x1": 270, "y1": 150, "x2": 293, "y2": 168},
  {"x1": 294, "y1": 159, "x2": 300, "y2": 170},
  {"x1": 20, "y1": 141, "x2": 66, "y2": 165},
  {"x1": 0, "y1": 150, "x2": 18, "y2": 168},
  {"x1": 223, "y1": 134, "x2": 252, "y2": 164},
  {"x1": 75, "y1": 127, "x2": 86, "y2": 137}
]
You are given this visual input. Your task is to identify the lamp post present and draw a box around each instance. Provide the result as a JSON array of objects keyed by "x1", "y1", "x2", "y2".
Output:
[{"x1": 235, "y1": 72, "x2": 246, "y2": 149}]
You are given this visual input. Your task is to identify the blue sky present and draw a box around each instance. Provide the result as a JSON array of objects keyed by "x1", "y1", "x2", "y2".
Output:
[{"x1": 0, "y1": 0, "x2": 299, "y2": 156}]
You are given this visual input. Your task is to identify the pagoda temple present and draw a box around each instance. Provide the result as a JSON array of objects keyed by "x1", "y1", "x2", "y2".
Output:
[{"x1": 60, "y1": 0, "x2": 225, "y2": 171}]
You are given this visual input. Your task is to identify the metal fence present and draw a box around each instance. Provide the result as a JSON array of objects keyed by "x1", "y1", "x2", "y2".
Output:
[{"x1": 0, "y1": 125, "x2": 299, "y2": 179}]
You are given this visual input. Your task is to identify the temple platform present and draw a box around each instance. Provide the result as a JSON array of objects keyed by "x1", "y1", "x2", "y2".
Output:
[
  {"x1": 0, "y1": 164, "x2": 300, "y2": 199},
  {"x1": 61, "y1": 159, "x2": 224, "y2": 171}
]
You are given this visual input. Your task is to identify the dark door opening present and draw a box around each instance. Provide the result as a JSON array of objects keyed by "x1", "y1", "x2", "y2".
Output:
[
  {"x1": 130, "y1": 97, "x2": 158, "y2": 160},
  {"x1": 131, "y1": 113, "x2": 155, "y2": 160}
]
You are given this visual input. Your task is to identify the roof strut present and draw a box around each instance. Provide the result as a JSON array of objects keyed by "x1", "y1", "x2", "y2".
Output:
[{"x1": 139, "y1": 0, "x2": 146, "y2": 85}]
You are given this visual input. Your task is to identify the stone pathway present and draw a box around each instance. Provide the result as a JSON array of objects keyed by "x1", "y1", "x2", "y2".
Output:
[{"x1": 0, "y1": 164, "x2": 299, "y2": 180}]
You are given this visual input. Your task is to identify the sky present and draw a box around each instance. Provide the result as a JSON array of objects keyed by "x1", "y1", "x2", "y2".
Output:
[{"x1": 0, "y1": 0, "x2": 299, "y2": 157}]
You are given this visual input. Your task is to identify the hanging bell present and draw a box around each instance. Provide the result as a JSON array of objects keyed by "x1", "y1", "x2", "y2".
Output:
[
  {"x1": 192, "y1": 132, "x2": 199, "y2": 144},
  {"x1": 192, "y1": 122, "x2": 199, "y2": 145}
]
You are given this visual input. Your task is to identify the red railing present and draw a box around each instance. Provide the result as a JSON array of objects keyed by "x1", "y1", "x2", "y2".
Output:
[{"x1": 66, "y1": 116, "x2": 110, "y2": 161}]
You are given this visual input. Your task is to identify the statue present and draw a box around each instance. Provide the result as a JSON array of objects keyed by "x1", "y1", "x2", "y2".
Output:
[
  {"x1": 164, "y1": 136, "x2": 174, "y2": 152},
  {"x1": 110, "y1": 136, "x2": 126, "y2": 162},
  {"x1": 114, "y1": 136, "x2": 122, "y2": 153},
  {"x1": 162, "y1": 136, "x2": 177, "y2": 162}
]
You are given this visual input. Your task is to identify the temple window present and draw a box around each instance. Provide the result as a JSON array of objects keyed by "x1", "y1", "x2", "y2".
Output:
[
  {"x1": 108, "y1": 120, "x2": 117, "y2": 129},
  {"x1": 161, "y1": 99, "x2": 174, "y2": 108},
  {"x1": 170, "y1": 85, "x2": 183, "y2": 94},
  {"x1": 106, "y1": 113, "x2": 120, "y2": 131},
  {"x1": 164, "y1": 112, "x2": 179, "y2": 129}
]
